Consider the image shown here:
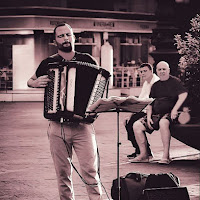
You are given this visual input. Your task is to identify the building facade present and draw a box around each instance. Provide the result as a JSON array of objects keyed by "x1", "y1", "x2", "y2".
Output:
[{"x1": 0, "y1": 1, "x2": 157, "y2": 101}]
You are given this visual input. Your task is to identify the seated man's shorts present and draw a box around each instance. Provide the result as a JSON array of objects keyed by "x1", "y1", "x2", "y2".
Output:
[{"x1": 139, "y1": 113, "x2": 173, "y2": 134}]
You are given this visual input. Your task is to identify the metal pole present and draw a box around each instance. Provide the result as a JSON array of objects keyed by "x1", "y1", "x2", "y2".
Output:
[{"x1": 117, "y1": 109, "x2": 121, "y2": 200}]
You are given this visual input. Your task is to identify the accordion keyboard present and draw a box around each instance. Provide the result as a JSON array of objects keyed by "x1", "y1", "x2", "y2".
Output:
[
  {"x1": 88, "y1": 74, "x2": 107, "y2": 107},
  {"x1": 46, "y1": 68, "x2": 60, "y2": 113}
]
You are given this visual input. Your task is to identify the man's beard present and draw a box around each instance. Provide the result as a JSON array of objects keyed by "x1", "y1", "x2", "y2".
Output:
[{"x1": 57, "y1": 42, "x2": 72, "y2": 52}]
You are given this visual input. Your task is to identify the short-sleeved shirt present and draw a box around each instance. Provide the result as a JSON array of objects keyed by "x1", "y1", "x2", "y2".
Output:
[
  {"x1": 139, "y1": 73, "x2": 160, "y2": 99},
  {"x1": 150, "y1": 75, "x2": 187, "y2": 115},
  {"x1": 36, "y1": 52, "x2": 97, "y2": 77}
]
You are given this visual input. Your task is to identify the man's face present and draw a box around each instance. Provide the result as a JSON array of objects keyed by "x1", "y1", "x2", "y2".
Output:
[
  {"x1": 138, "y1": 66, "x2": 153, "y2": 81},
  {"x1": 54, "y1": 25, "x2": 75, "y2": 52},
  {"x1": 156, "y1": 64, "x2": 170, "y2": 81}
]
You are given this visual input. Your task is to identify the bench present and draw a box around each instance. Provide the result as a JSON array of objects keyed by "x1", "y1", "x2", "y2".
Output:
[{"x1": 171, "y1": 122, "x2": 200, "y2": 150}]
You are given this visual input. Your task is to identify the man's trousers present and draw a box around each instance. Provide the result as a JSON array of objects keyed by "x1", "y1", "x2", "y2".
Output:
[{"x1": 48, "y1": 121, "x2": 103, "y2": 200}]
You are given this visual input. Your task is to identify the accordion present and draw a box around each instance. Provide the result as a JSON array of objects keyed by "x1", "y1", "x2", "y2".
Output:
[{"x1": 44, "y1": 61, "x2": 110, "y2": 122}]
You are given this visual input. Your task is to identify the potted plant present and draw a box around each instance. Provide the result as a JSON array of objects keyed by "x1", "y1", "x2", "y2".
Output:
[{"x1": 174, "y1": 14, "x2": 200, "y2": 121}]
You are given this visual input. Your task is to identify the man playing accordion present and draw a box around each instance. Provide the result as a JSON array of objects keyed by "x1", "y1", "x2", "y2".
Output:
[{"x1": 27, "y1": 23, "x2": 104, "y2": 200}]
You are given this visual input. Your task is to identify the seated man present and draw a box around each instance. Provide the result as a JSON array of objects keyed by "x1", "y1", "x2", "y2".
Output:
[
  {"x1": 125, "y1": 63, "x2": 159, "y2": 159},
  {"x1": 131, "y1": 61, "x2": 188, "y2": 164}
]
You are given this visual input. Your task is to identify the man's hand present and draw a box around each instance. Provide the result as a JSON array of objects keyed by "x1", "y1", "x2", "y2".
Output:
[
  {"x1": 171, "y1": 109, "x2": 178, "y2": 120},
  {"x1": 30, "y1": 75, "x2": 51, "y2": 88},
  {"x1": 146, "y1": 104, "x2": 153, "y2": 129},
  {"x1": 170, "y1": 92, "x2": 188, "y2": 120},
  {"x1": 85, "y1": 113, "x2": 99, "y2": 123},
  {"x1": 147, "y1": 116, "x2": 154, "y2": 130}
]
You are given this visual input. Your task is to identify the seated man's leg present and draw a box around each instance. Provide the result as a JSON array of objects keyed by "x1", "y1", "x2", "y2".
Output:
[
  {"x1": 125, "y1": 115, "x2": 140, "y2": 156},
  {"x1": 159, "y1": 118, "x2": 171, "y2": 161},
  {"x1": 144, "y1": 134, "x2": 154, "y2": 158},
  {"x1": 131, "y1": 120, "x2": 149, "y2": 162},
  {"x1": 125, "y1": 112, "x2": 151, "y2": 158}
]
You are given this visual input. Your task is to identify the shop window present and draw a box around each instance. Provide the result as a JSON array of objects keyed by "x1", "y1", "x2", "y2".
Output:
[
  {"x1": 74, "y1": 32, "x2": 95, "y2": 55},
  {"x1": 0, "y1": 35, "x2": 34, "y2": 92},
  {"x1": 0, "y1": 43, "x2": 12, "y2": 91}
]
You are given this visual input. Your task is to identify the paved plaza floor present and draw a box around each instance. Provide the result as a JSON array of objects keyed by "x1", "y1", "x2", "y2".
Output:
[{"x1": 0, "y1": 102, "x2": 199, "y2": 200}]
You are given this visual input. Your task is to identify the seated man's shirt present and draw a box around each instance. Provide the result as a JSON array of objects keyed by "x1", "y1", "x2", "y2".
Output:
[
  {"x1": 139, "y1": 73, "x2": 160, "y2": 99},
  {"x1": 150, "y1": 75, "x2": 187, "y2": 115}
]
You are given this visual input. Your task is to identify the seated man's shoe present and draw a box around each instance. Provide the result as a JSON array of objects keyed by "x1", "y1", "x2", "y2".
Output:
[
  {"x1": 131, "y1": 156, "x2": 149, "y2": 163},
  {"x1": 127, "y1": 152, "x2": 139, "y2": 159}
]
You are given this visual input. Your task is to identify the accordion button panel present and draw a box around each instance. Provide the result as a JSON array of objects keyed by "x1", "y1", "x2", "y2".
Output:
[
  {"x1": 87, "y1": 74, "x2": 107, "y2": 110},
  {"x1": 48, "y1": 68, "x2": 59, "y2": 113}
]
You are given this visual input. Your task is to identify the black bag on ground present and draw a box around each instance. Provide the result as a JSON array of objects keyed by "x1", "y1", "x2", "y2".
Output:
[
  {"x1": 111, "y1": 172, "x2": 148, "y2": 200},
  {"x1": 144, "y1": 172, "x2": 180, "y2": 189},
  {"x1": 111, "y1": 172, "x2": 180, "y2": 200},
  {"x1": 142, "y1": 173, "x2": 190, "y2": 200}
]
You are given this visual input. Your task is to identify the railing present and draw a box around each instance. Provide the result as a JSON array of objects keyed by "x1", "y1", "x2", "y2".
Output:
[
  {"x1": 0, "y1": 68, "x2": 13, "y2": 91},
  {"x1": 113, "y1": 66, "x2": 144, "y2": 88}
]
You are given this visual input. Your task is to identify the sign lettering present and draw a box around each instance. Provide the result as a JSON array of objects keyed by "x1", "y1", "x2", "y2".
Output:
[{"x1": 94, "y1": 21, "x2": 115, "y2": 28}]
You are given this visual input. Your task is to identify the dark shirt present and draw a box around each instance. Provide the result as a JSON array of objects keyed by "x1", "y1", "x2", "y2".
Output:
[
  {"x1": 150, "y1": 75, "x2": 187, "y2": 115},
  {"x1": 36, "y1": 52, "x2": 97, "y2": 77}
]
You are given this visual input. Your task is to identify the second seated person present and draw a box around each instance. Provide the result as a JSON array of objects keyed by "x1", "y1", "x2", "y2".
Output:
[{"x1": 125, "y1": 63, "x2": 159, "y2": 160}]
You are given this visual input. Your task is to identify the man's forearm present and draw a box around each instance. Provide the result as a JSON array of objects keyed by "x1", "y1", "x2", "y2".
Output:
[
  {"x1": 172, "y1": 92, "x2": 188, "y2": 112},
  {"x1": 146, "y1": 105, "x2": 152, "y2": 119}
]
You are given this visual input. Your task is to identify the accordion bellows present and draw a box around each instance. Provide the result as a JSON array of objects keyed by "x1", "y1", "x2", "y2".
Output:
[{"x1": 44, "y1": 61, "x2": 110, "y2": 121}]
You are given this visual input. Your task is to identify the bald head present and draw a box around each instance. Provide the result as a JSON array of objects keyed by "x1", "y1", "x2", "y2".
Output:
[
  {"x1": 156, "y1": 61, "x2": 170, "y2": 69},
  {"x1": 156, "y1": 61, "x2": 170, "y2": 81}
]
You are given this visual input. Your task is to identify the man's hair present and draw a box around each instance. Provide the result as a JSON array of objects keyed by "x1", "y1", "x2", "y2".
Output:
[
  {"x1": 53, "y1": 23, "x2": 73, "y2": 39},
  {"x1": 139, "y1": 63, "x2": 153, "y2": 71}
]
